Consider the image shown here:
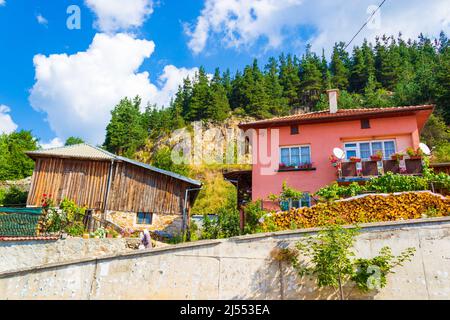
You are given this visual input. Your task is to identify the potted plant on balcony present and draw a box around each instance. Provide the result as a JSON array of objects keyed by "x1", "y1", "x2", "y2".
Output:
[
  {"x1": 329, "y1": 155, "x2": 339, "y2": 167},
  {"x1": 391, "y1": 152, "x2": 404, "y2": 161},
  {"x1": 406, "y1": 147, "x2": 424, "y2": 159},
  {"x1": 279, "y1": 162, "x2": 287, "y2": 170},
  {"x1": 349, "y1": 156, "x2": 361, "y2": 163},
  {"x1": 370, "y1": 150, "x2": 383, "y2": 161}
]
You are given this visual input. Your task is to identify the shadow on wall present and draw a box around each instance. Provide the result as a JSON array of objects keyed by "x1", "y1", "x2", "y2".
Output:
[{"x1": 231, "y1": 240, "x2": 378, "y2": 300}]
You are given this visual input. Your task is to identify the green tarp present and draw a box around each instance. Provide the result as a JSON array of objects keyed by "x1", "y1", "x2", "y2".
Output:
[{"x1": 0, "y1": 207, "x2": 43, "y2": 237}]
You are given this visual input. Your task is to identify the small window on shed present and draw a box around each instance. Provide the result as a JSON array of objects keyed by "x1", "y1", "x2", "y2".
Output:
[
  {"x1": 137, "y1": 212, "x2": 153, "y2": 225},
  {"x1": 361, "y1": 119, "x2": 371, "y2": 129},
  {"x1": 290, "y1": 125, "x2": 299, "y2": 135}
]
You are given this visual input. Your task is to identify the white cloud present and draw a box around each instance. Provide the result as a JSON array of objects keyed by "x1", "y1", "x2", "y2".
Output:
[
  {"x1": 0, "y1": 105, "x2": 18, "y2": 134},
  {"x1": 185, "y1": 0, "x2": 304, "y2": 54},
  {"x1": 36, "y1": 14, "x2": 48, "y2": 26},
  {"x1": 30, "y1": 33, "x2": 198, "y2": 144},
  {"x1": 0, "y1": 1, "x2": 5, "y2": 7},
  {"x1": 40, "y1": 137, "x2": 64, "y2": 150},
  {"x1": 85, "y1": 0, "x2": 154, "y2": 33},
  {"x1": 186, "y1": 0, "x2": 450, "y2": 55}
]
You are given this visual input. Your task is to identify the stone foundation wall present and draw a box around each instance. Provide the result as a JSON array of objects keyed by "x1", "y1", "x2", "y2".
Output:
[{"x1": 106, "y1": 211, "x2": 182, "y2": 234}]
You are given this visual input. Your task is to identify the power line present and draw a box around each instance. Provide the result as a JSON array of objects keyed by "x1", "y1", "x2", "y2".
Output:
[{"x1": 344, "y1": 0, "x2": 388, "y2": 51}]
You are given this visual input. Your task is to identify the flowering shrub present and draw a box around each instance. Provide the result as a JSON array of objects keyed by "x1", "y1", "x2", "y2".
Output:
[{"x1": 38, "y1": 195, "x2": 87, "y2": 236}]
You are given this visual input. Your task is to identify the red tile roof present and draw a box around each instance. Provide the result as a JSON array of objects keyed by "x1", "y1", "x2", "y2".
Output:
[{"x1": 239, "y1": 105, "x2": 434, "y2": 129}]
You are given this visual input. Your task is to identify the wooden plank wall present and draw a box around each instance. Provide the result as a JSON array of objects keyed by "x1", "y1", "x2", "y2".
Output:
[
  {"x1": 107, "y1": 162, "x2": 188, "y2": 214},
  {"x1": 26, "y1": 157, "x2": 110, "y2": 210}
]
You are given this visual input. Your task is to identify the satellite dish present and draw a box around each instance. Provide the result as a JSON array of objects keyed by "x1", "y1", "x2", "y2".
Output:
[
  {"x1": 333, "y1": 147, "x2": 345, "y2": 160},
  {"x1": 419, "y1": 143, "x2": 431, "y2": 156}
]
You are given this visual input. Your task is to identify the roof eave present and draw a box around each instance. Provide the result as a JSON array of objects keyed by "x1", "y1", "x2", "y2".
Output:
[{"x1": 239, "y1": 105, "x2": 435, "y2": 130}]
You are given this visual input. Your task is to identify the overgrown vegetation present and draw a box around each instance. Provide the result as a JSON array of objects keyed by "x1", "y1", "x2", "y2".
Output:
[
  {"x1": 277, "y1": 224, "x2": 416, "y2": 299},
  {"x1": 0, "y1": 186, "x2": 28, "y2": 206}
]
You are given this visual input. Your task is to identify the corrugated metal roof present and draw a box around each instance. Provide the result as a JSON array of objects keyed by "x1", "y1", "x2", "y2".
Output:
[
  {"x1": 26, "y1": 144, "x2": 201, "y2": 186},
  {"x1": 26, "y1": 143, "x2": 116, "y2": 160},
  {"x1": 239, "y1": 105, "x2": 434, "y2": 128}
]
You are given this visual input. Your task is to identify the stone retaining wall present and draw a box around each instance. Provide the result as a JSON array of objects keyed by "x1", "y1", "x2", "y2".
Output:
[
  {"x1": 0, "y1": 238, "x2": 130, "y2": 273},
  {"x1": 1, "y1": 217, "x2": 450, "y2": 300}
]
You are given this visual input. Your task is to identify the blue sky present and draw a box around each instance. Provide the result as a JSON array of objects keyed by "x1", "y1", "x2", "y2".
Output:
[{"x1": 0, "y1": 0, "x2": 448, "y2": 146}]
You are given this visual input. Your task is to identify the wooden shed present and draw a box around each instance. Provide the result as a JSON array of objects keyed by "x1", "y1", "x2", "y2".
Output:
[{"x1": 26, "y1": 144, "x2": 202, "y2": 234}]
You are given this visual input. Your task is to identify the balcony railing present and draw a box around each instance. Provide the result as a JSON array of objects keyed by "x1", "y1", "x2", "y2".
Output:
[{"x1": 339, "y1": 158, "x2": 423, "y2": 179}]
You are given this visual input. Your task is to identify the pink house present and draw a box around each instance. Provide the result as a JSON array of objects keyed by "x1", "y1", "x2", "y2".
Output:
[{"x1": 239, "y1": 90, "x2": 434, "y2": 210}]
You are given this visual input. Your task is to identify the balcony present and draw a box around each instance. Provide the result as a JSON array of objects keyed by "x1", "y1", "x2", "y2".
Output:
[{"x1": 337, "y1": 158, "x2": 423, "y2": 184}]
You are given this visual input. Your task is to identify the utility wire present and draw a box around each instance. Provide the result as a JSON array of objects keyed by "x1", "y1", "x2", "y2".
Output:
[{"x1": 344, "y1": 0, "x2": 388, "y2": 51}]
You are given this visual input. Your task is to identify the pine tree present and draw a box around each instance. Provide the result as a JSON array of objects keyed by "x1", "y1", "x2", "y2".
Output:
[
  {"x1": 221, "y1": 69, "x2": 233, "y2": 103},
  {"x1": 375, "y1": 36, "x2": 402, "y2": 90},
  {"x1": 349, "y1": 46, "x2": 367, "y2": 93},
  {"x1": 241, "y1": 59, "x2": 271, "y2": 118},
  {"x1": 330, "y1": 42, "x2": 350, "y2": 90},
  {"x1": 264, "y1": 57, "x2": 289, "y2": 115},
  {"x1": 435, "y1": 47, "x2": 450, "y2": 122},
  {"x1": 188, "y1": 66, "x2": 211, "y2": 121},
  {"x1": 104, "y1": 96, "x2": 146, "y2": 157},
  {"x1": 279, "y1": 53, "x2": 301, "y2": 108},
  {"x1": 320, "y1": 49, "x2": 332, "y2": 90},
  {"x1": 208, "y1": 68, "x2": 231, "y2": 121},
  {"x1": 299, "y1": 47, "x2": 323, "y2": 109},
  {"x1": 229, "y1": 70, "x2": 245, "y2": 112}
]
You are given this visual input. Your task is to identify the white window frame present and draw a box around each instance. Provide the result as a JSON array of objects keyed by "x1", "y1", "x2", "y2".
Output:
[
  {"x1": 343, "y1": 139, "x2": 397, "y2": 161},
  {"x1": 280, "y1": 193, "x2": 312, "y2": 210},
  {"x1": 279, "y1": 145, "x2": 312, "y2": 166}
]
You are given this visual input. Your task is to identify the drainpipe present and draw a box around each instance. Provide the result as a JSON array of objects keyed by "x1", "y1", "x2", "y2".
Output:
[
  {"x1": 102, "y1": 159, "x2": 115, "y2": 220},
  {"x1": 183, "y1": 187, "x2": 202, "y2": 241}
]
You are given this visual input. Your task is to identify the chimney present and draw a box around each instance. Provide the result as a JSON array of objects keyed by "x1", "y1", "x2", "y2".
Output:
[{"x1": 326, "y1": 89, "x2": 339, "y2": 113}]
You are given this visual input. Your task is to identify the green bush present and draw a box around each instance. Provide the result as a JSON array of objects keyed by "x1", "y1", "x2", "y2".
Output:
[
  {"x1": 1, "y1": 186, "x2": 28, "y2": 206},
  {"x1": 316, "y1": 182, "x2": 366, "y2": 202},
  {"x1": 64, "y1": 222, "x2": 85, "y2": 237},
  {"x1": 366, "y1": 172, "x2": 428, "y2": 193},
  {"x1": 243, "y1": 200, "x2": 265, "y2": 234},
  {"x1": 60, "y1": 198, "x2": 86, "y2": 223},
  {"x1": 201, "y1": 208, "x2": 240, "y2": 240}
]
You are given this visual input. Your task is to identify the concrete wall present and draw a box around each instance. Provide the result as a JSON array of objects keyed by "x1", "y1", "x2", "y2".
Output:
[
  {"x1": 0, "y1": 238, "x2": 130, "y2": 273},
  {"x1": 1, "y1": 217, "x2": 450, "y2": 300}
]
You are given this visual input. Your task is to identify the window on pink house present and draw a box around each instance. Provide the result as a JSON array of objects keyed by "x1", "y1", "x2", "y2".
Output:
[
  {"x1": 280, "y1": 146, "x2": 311, "y2": 166},
  {"x1": 344, "y1": 140, "x2": 396, "y2": 161}
]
